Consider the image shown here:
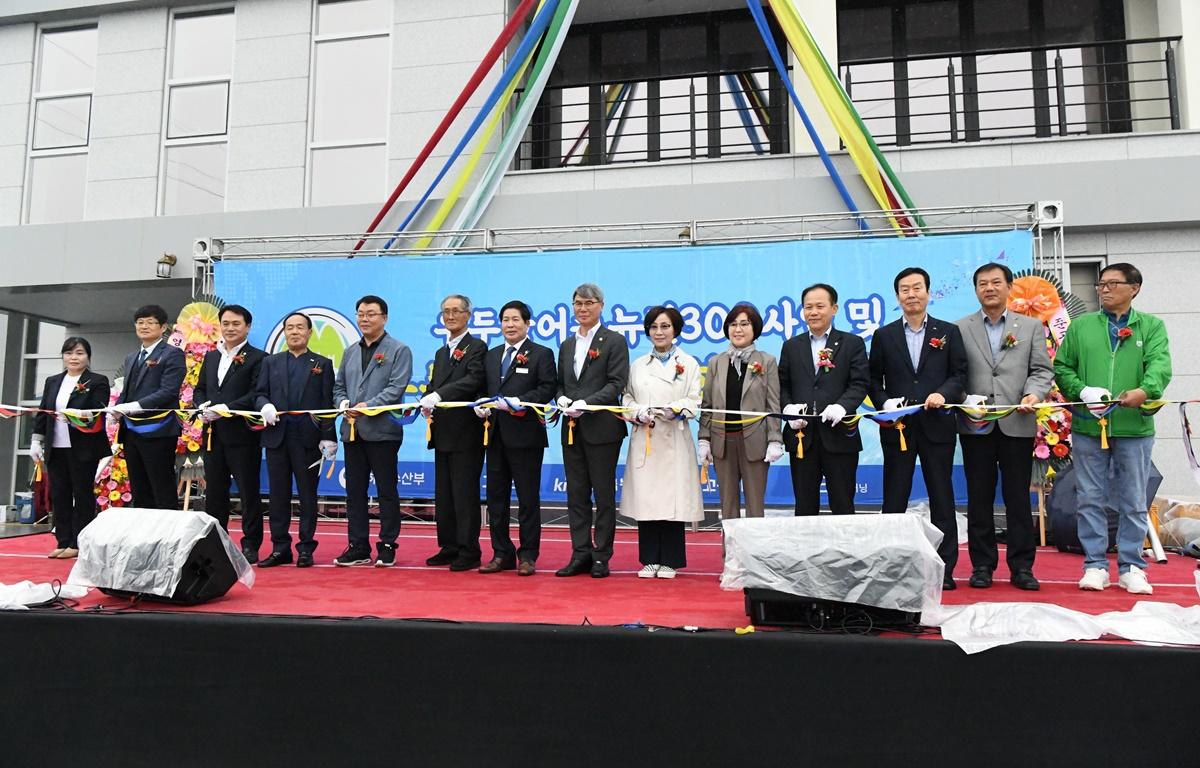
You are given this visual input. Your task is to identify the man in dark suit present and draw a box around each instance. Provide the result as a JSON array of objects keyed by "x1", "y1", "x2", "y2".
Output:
[
  {"x1": 194, "y1": 305, "x2": 266, "y2": 561},
  {"x1": 420, "y1": 294, "x2": 487, "y2": 572},
  {"x1": 779, "y1": 283, "x2": 869, "y2": 516},
  {"x1": 555, "y1": 283, "x2": 630, "y2": 578},
  {"x1": 956, "y1": 262, "x2": 1053, "y2": 590},
  {"x1": 254, "y1": 312, "x2": 336, "y2": 569},
  {"x1": 110, "y1": 304, "x2": 186, "y2": 510},
  {"x1": 868, "y1": 267, "x2": 968, "y2": 589},
  {"x1": 474, "y1": 300, "x2": 558, "y2": 576}
]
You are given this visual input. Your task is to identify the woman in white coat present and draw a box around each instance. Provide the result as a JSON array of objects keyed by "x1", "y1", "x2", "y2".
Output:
[{"x1": 619, "y1": 306, "x2": 704, "y2": 579}]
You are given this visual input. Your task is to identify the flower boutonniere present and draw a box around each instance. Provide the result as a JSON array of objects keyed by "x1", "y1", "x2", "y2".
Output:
[
  {"x1": 1002, "y1": 333, "x2": 1018, "y2": 349},
  {"x1": 232, "y1": 352, "x2": 247, "y2": 366},
  {"x1": 817, "y1": 348, "x2": 836, "y2": 370},
  {"x1": 1116, "y1": 327, "x2": 1133, "y2": 345},
  {"x1": 74, "y1": 382, "x2": 90, "y2": 394},
  {"x1": 310, "y1": 364, "x2": 323, "y2": 376},
  {"x1": 587, "y1": 348, "x2": 600, "y2": 361},
  {"x1": 374, "y1": 353, "x2": 386, "y2": 367},
  {"x1": 514, "y1": 351, "x2": 529, "y2": 365},
  {"x1": 748, "y1": 361, "x2": 764, "y2": 377},
  {"x1": 674, "y1": 361, "x2": 686, "y2": 381},
  {"x1": 145, "y1": 358, "x2": 160, "y2": 368},
  {"x1": 451, "y1": 347, "x2": 465, "y2": 362},
  {"x1": 928, "y1": 335, "x2": 948, "y2": 350}
]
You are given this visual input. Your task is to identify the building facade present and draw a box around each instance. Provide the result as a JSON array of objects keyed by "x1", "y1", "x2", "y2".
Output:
[{"x1": 2, "y1": 0, "x2": 1199, "y2": 500}]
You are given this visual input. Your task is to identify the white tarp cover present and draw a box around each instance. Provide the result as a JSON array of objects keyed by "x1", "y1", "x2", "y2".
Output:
[
  {"x1": 720, "y1": 514, "x2": 945, "y2": 614},
  {"x1": 67, "y1": 508, "x2": 253, "y2": 598},
  {"x1": 0, "y1": 580, "x2": 89, "y2": 610}
]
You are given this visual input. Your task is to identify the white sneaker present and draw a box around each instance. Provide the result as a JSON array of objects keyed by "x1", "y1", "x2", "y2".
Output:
[
  {"x1": 1078, "y1": 568, "x2": 1110, "y2": 591},
  {"x1": 637, "y1": 564, "x2": 660, "y2": 579},
  {"x1": 656, "y1": 566, "x2": 677, "y2": 579},
  {"x1": 1118, "y1": 567, "x2": 1153, "y2": 595}
]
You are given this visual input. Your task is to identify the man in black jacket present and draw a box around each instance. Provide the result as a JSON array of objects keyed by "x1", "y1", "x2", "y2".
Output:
[
  {"x1": 475, "y1": 300, "x2": 558, "y2": 576},
  {"x1": 420, "y1": 295, "x2": 487, "y2": 572},
  {"x1": 779, "y1": 283, "x2": 869, "y2": 516},
  {"x1": 195, "y1": 305, "x2": 266, "y2": 561}
]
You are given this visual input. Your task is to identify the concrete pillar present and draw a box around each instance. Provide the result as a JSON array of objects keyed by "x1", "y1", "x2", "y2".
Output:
[{"x1": 1152, "y1": 0, "x2": 1200, "y2": 130}]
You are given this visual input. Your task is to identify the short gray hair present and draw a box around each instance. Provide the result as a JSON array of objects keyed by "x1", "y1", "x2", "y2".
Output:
[
  {"x1": 573, "y1": 283, "x2": 604, "y2": 303},
  {"x1": 442, "y1": 294, "x2": 472, "y2": 313}
]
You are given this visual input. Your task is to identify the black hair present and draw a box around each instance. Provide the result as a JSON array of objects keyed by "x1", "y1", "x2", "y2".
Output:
[
  {"x1": 283, "y1": 311, "x2": 312, "y2": 329},
  {"x1": 801, "y1": 283, "x2": 839, "y2": 305},
  {"x1": 643, "y1": 306, "x2": 684, "y2": 336},
  {"x1": 972, "y1": 262, "x2": 1013, "y2": 285},
  {"x1": 356, "y1": 295, "x2": 388, "y2": 315},
  {"x1": 219, "y1": 304, "x2": 253, "y2": 325},
  {"x1": 133, "y1": 305, "x2": 168, "y2": 325},
  {"x1": 724, "y1": 303, "x2": 764, "y2": 340},
  {"x1": 61, "y1": 336, "x2": 91, "y2": 358},
  {"x1": 499, "y1": 300, "x2": 532, "y2": 323},
  {"x1": 1101, "y1": 262, "x2": 1144, "y2": 286},
  {"x1": 893, "y1": 267, "x2": 930, "y2": 294}
]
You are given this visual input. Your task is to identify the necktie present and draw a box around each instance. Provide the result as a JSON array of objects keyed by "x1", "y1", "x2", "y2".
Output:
[
  {"x1": 134, "y1": 348, "x2": 148, "y2": 373},
  {"x1": 500, "y1": 347, "x2": 515, "y2": 378}
]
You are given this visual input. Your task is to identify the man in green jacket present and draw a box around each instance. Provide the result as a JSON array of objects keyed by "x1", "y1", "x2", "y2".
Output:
[{"x1": 1054, "y1": 263, "x2": 1171, "y2": 594}]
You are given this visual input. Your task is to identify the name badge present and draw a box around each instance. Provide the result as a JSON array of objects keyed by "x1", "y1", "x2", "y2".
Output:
[{"x1": 514, "y1": 367, "x2": 529, "y2": 374}]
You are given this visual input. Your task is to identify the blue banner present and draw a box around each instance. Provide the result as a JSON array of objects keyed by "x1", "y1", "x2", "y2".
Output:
[{"x1": 216, "y1": 230, "x2": 1032, "y2": 506}]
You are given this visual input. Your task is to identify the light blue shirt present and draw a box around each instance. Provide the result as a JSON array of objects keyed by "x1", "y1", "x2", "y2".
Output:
[
  {"x1": 982, "y1": 311, "x2": 1007, "y2": 360},
  {"x1": 903, "y1": 316, "x2": 927, "y2": 370}
]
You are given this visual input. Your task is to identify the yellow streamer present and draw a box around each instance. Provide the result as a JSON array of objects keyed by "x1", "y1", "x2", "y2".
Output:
[
  {"x1": 644, "y1": 426, "x2": 651, "y2": 457},
  {"x1": 348, "y1": 416, "x2": 356, "y2": 443},
  {"x1": 1099, "y1": 417, "x2": 1108, "y2": 450},
  {"x1": 483, "y1": 416, "x2": 490, "y2": 447},
  {"x1": 795, "y1": 427, "x2": 804, "y2": 459},
  {"x1": 206, "y1": 426, "x2": 212, "y2": 452},
  {"x1": 897, "y1": 422, "x2": 907, "y2": 452},
  {"x1": 700, "y1": 463, "x2": 709, "y2": 485},
  {"x1": 568, "y1": 417, "x2": 575, "y2": 446},
  {"x1": 34, "y1": 460, "x2": 42, "y2": 482}
]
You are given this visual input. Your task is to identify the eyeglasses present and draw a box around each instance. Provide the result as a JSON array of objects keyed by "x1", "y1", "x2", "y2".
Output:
[
  {"x1": 134, "y1": 319, "x2": 161, "y2": 328},
  {"x1": 728, "y1": 321, "x2": 754, "y2": 329},
  {"x1": 573, "y1": 299, "x2": 599, "y2": 309},
  {"x1": 1094, "y1": 281, "x2": 1132, "y2": 291},
  {"x1": 441, "y1": 308, "x2": 468, "y2": 316},
  {"x1": 356, "y1": 311, "x2": 384, "y2": 319}
]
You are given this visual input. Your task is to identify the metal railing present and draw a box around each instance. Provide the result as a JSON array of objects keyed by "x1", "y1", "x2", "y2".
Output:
[
  {"x1": 839, "y1": 36, "x2": 1182, "y2": 146},
  {"x1": 515, "y1": 67, "x2": 789, "y2": 170}
]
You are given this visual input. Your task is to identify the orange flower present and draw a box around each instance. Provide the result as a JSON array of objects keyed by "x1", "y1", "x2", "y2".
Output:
[{"x1": 1008, "y1": 276, "x2": 1062, "y2": 323}]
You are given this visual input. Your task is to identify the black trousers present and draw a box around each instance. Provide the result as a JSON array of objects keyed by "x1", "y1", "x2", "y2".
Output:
[
  {"x1": 47, "y1": 447, "x2": 99, "y2": 548},
  {"x1": 961, "y1": 429, "x2": 1037, "y2": 573},
  {"x1": 881, "y1": 423, "x2": 958, "y2": 572},
  {"x1": 204, "y1": 437, "x2": 263, "y2": 548},
  {"x1": 789, "y1": 439, "x2": 859, "y2": 515},
  {"x1": 637, "y1": 520, "x2": 686, "y2": 568},
  {"x1": 265, "y1": 440, "x2": 321, "y2": 555},
  {"x1": 562, "y1": 439, "x2": 622, "y2": 563},
  {"x1": 343, "y1": 439, "x2": 400, "y2": 551},
  {"x1": 433, "y1": 447, "x2": 485, "y2": 560},
  {"x1": 123, "y1": 433, "x2": 177, "y2": 510},
  {"x1": 485, "y1": 431, "x2": 544, "y2": 563}
]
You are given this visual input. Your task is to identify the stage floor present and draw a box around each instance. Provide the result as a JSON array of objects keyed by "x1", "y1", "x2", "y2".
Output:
[{"x1": 2, "y1": 518, "x2": 1197, "y2": 631}]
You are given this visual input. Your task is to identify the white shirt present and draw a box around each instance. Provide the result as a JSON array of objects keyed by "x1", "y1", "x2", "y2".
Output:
[
  {"x1": 809, "y1": 328, "x2": 831, "y2": 373},
  {"x1": 446, "y1": 331, "x2": 468, "y2": 349},
  {"x1": 573, "y1": 324, "x2": 599, "y2": 378},
  {"x1": 216, "y1": 339, "x2": 248, "y2": 386},
  {"x1": 52, "y1": 373, "x2": 81, "y2": 448}
]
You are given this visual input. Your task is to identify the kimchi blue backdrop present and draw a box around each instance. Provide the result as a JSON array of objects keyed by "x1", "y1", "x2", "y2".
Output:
[{"x1": 215, "y1": 229, "x2": 1033, "y2": 506}]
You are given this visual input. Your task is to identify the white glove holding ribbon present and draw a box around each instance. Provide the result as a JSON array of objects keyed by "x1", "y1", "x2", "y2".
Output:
[
  {"x1": 961, "y1": 394, "x2": 988, "y2": 419},
  {"x1": 419, "y1": 392, "x2": 441, "y2": 416},
  {"x1": 820, "y1": 403, "x2": 847, "y2": 425},
  {"x1": 201, "y1": 403, "x2": 227, "y2": 423},
  {"x1": 493, "y1": 397, "x2": 511, "y2": 412},
  {"x1": 338, "y1": 399, "x2": 350, "y2": 411},
  {"x1": 764, "y1": 441, "x2": 786, "y2": 464},
  {"x1": 556, "y1": 395, "x2": 572, "y2": 410},
  {"x1": 697, "y1": 439, "x2": 712, "y2": 465},
  {"x1": 319, "y1": 440, "x2": 338, "y2": 461},
  {"x1": 565, "y1": 400, "x2": 586, "y2": 418},
  {"x1": 635, "y1": 408, "x2": 655, "y2": 425},
  {"x1": 473, "y1": 405, "x2": 489, "y2": 418},
  {"x1": 881, "y1": 397, "x2": 905, "y2": 412},
  {"x1": 30, "y1": 437, "x2": 44, "y2": 463},
  {"x1": 782, "y1": 403, "x2": 807, "y2": 431},
  {"x1": 111, "y1": 401, "x2": 141, "y2": 415},
  {"x1": 260, "y1": 403, "x2": 279, "y2": 426},
  {"x1": 1079, "y1": 386, "x2": 1112, "y2": 415}
]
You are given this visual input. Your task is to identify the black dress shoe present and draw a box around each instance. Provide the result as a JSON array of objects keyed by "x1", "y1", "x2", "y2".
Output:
[
  {"x1": 449, "y1": 556, "x2": 481, "y2": 572},
  {"x1": 258, "y1": 551, "x2": 292, "y2": 568},
  {"x1": 942, "y1": 575, "x2": 957, "y2": 591},
  {"x1": 555, "y1": 558, "x2": 592, "y2": 577},
  {"x1": 241, "y1": 546, "x2": 259, "y2": 564},
  {"x1": 968, "y1": 567, "x2": 993, "y2": 588},
  {"x1": 1010, "y1": 569, "x2": 1041, "y2": 591},
  {"x1": 590, "y1": 560, "x2": 610, "y2": 578},
  {"x1": 296, "y1": 552, "x2": 314, "y2": 568},
  {"x1": 425, "y1": 550, "x2": 456, "y2": 567}
]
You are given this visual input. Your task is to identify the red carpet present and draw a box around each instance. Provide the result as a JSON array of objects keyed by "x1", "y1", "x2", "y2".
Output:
[{"x1": 2, "y1": 519, "x2": 1197, "y2": 631}]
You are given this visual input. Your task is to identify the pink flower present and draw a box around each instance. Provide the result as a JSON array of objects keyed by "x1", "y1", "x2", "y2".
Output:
[
  {"x1": 1034, "y1": 444, "x2": 1050, "y2": 459},
  {"x1": 107, "y1": 480, "x2": 118, "y2": 490},
  {"x1": 121, "y1": 492, "x2": 132, "y2": 502}
]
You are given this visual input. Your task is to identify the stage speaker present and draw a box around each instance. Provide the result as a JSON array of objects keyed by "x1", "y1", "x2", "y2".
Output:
[{"x1": 69, "y1": 508, "x2": 251, "y2": 605}]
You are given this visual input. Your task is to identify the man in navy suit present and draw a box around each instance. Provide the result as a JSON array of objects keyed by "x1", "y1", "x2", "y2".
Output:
[
  {"x1": 110, "y1": 305, "x2": 186, "y2": 510},
  {"x1": 868, "y1": 267, "x2": 968, "y2": 589},
  {"x1": 474, "y1": 300, "x2": 557, "y2": 576},
  {"x1": 255, "y1": 312, "x2": 336, "y2": 568},
  {"x1": 779, "y1": 283, "x2": 869, "y2": 515},
  {"x1": 420, "y1": 294, "x2": 488, "y2": 572},
  {"x1": 194, "y1": 305, "x2": 266, "y2": 560}
]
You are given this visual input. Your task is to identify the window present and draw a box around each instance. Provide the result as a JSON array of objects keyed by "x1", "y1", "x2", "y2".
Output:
[
  {"x1": 159, "y1": 9, "x2": 234, "y2": 215},
  {"x1": 1068, "y1": 259, "x2": 1102, "y2": 313},
  {"x1": 307, "y1": 0, "x2": 391, "y2": 206},
  {"x1": 25, "y1": 25, "x2": 96, "y2": 223}
]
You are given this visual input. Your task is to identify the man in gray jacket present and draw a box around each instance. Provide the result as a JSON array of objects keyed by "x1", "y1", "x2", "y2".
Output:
[
  {"x1": 333, "y1": 295, "x2": 413, "y2": 567},
  {"x1": 956, "y1": 263, "x2": 1054, "y2": 590}
]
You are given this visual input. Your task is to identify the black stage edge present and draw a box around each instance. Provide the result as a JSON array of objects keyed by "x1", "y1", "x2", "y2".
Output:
[{"x1": 3, "y1": 611, "x2": 1198, "y2": 768}]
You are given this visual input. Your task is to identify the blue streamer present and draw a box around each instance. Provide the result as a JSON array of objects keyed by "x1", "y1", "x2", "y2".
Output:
[
  {"x1": 122, "y1": 413, "x2": 177, "y2": 435},
  {"x1": 744, "y1": 0, "x2": 867, "y2": 229},
  {"x1": 724, "y1": 74, "x2": 764, "y2": 155},
  {"x1": 382, "y1": 0, "x2": 563, "y2": 250}
]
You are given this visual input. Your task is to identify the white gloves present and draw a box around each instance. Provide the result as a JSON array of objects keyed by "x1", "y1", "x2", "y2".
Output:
[
  {"x1": 473, "y1": 405, "x2": 489, "y2": 418},
  {"x1": 961, "y1": 394, "x2": 988, "y2": 418},
  {"x1": 493, "y1": 398, "x2": 511, "y2": 412},
  {"x1": 881, "y1": 397, "x2": 905, "y2": 412},
  {"x1": 338, "y1": 399, "x2": 350, "y2": 411},
  {"x1": 697, "y1": 439, "x2": 711, "y2": 465},
  {"x1": 565, "y1": 399, "x2": 586, "y2": 418},
  {"x1": 634, "y1": 408, "x2": 656, "y2": 425},
  {"x1": 319, "y1": 440, "x2": 338, "y2": 461},
  {"x1": 820, "y1": 403, "x2": 847, "y2": 425},
  {"x1": 419, "y1": 391, "x2": 441, "y2": 415},
  {"x1": 1079, "y1": 386, "x2": 1112, "y2": 415},
  {"x1": 764, "y1": 441, "x2": 786, "y2": 464},
  {"x1": 30, "y1": 437, "x2": 44, "y2": 463},
  {"x1": 201, "y1": 403, "x2": 227, "y2": 423},
  {"x1": 260, "y1": 403, "x2": 279, "y2": 426},
  {"x1": 782, "y1": 403, "x2": 807, "y2": 432},
  {"x1": 556, "y1": 395, "x2": 572, "y2": 409},
  {"x1": 111, "y1": 401, "x2": 141, "y2": 415}
]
